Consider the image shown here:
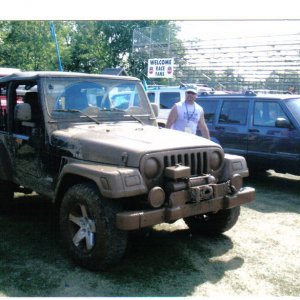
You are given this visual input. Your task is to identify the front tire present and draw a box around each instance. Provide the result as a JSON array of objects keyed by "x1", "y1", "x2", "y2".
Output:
[
  {"x1": 184, "y1": 206, "x2": 240, "y2": 235},
  {"x1": 60, "y1": 183, "x2": 127, "y2": 271}
]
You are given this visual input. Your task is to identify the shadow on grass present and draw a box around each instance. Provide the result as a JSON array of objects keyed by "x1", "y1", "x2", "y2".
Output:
[
  {"x1": 101, "y1": 228, "x2": 244, "y2": 297},
  {"x1": 0, "y1": 193, "x2": 244, "y2": 297},
  {"x1": 0, "y1": 194, "x2": 67, "y2": 296},
  {"x1": 245, "y1": 170, "x2": 300, "y2": 214}
]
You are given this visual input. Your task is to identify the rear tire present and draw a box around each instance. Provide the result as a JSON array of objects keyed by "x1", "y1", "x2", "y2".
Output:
[
  {"x1": 184, "y1": 206, "x2": 240, "y2": 235},
  {"x1": 60, "y1": 182, "x2": 127, "y2": 271}
]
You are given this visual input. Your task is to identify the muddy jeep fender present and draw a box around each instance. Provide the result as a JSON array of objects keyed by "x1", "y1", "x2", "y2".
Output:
[
  {"x1": 218, "y1": 154, "x2": 249, "y2": 181},
  {"x1": 55, "y1": 162, "x2": 147, "y2": 200}
]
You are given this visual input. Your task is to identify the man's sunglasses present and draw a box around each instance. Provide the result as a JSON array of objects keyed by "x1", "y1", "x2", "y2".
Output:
[{"x1": 187, "y1": 91, "x2": 196, "y2": 95}]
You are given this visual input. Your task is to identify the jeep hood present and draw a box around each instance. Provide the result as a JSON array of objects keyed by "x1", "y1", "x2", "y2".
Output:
[{"x1": 51, "y1": 123, "x2": 219, "y2": 167}]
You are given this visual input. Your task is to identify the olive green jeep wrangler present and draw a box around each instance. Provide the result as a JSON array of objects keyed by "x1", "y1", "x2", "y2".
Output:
[{"x1": 0, "y1": 72, "x2": 255, "y2": 270}]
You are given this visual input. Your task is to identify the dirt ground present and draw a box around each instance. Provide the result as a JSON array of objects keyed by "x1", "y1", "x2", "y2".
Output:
[{"x1": 0, "y1": 170, "x2": 299, "y2": 297}]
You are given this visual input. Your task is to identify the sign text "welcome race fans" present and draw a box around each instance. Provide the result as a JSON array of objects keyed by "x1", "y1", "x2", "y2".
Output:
[{"x1": 147, "y1": 58, "x2": 174, "y2": 78}]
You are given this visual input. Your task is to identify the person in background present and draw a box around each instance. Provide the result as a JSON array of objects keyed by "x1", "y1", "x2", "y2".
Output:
[
  {"x1": 288, "y1": 86, "x2": 296, "y2": 94},
  {"x1": 166, "y1": 87, "x2": 210, "y2": 139}
]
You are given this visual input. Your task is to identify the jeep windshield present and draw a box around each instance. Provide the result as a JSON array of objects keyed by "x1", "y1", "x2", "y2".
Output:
[
  {"x1": 285, "y1": 98, "x2": 300, "y2": 123},
  {"x1": 44, "y1": 77, "x2": 153, "y2": 123}
]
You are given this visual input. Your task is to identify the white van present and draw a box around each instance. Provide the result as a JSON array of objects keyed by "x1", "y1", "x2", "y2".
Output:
[
  {"x1": 146, "y1": 86, "x2": 186, "y2": 126},
  {"x1": 146, "y1": 85, "x2": 213, "y2": 126}
]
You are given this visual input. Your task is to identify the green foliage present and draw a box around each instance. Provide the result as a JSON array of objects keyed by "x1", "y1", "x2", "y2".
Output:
[
  {"x1": 0, "y1": 21, "x2": 74, "y2": 71},
  {"x1": 0, "y1": 20, "x2": 178, "y2": 79}
]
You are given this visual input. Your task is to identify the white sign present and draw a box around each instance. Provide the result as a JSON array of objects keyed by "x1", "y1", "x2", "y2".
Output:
[{"x1": 147, "y1": 58, "x2": 174, "y2": 78}]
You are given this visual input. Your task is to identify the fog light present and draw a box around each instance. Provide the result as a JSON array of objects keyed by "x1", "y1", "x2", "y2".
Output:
[{"x1": 148, "y1": 187, "x2": 165, "y2": 208}]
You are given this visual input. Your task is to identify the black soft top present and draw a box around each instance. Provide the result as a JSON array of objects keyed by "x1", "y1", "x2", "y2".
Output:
[{"x1": 0, "y1": 71, "x2": 139, "y2": 83}]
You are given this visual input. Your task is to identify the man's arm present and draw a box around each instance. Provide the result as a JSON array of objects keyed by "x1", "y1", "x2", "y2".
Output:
[
  {"x1": 166, "y1": 105, "x2": 178, "y2": 129},
  {"x1": 198, "y1": 116, "x2": 210, "y2": 139}
]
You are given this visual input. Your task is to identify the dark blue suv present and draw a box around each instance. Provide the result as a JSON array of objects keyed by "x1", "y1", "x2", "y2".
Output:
[{"x1": 196, "y1": 92, "x2": 300, "y2": 175}]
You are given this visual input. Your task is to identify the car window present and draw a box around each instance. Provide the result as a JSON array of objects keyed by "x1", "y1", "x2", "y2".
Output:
[
  {"x1": 197, "y1": 100, "x2": 218, "y2": 123},
  {"x1": 159, "y1": 92, "x2": 181, "y2": 109},
  {"x1": 219, "y1": 100, "x2": 248, "y2": 124},
  {"x1": 253, "y1": 101, "x2": 288, "y2": 127},
  {"x1": 285, "y1": 98, "x2": 300, "y2": 123},
  {"x1": 147, "y1": 92, "x2": 155, "y2": 103}
]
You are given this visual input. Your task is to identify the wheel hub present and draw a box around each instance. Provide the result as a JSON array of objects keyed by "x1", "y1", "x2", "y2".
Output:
[{"x1": 69, "y1": 204, "x2": 96, "y2": 251}]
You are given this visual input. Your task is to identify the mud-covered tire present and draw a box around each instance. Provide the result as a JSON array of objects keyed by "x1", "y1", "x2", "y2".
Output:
[
  {"x1": 0, "y1": 180, "x2": 14, "y2": 212},
  {"x1": 184, "y1": 206, "x2": 241, "y2": 235},
  {"x1": 59, "y1": 182, "x2": 128, "y2": 271}
]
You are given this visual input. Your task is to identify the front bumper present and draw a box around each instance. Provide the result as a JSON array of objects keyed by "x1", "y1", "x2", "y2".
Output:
[{"x1": 116, "y1": 186, "x2": 255, "y2": 230}]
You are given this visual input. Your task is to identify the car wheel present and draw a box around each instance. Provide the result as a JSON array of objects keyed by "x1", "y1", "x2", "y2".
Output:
[
  {"x1": 184, "y1": 206, "x2": 240, "y2": 235},
  {"x1": 0, "y1": 180, "x2": 14, "y2": 212},
  {"x1": 60, "y1": 182, "x2": 128, "y2": 271}
]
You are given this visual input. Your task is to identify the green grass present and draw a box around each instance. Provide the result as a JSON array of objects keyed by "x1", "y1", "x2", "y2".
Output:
[{"x1": 0, "y1": 170, "x2": 299, "y2": 296}]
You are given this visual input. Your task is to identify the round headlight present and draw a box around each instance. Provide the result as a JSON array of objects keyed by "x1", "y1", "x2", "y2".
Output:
[
  {"x1": 210, "y1": 151, "x2": 222, "y2": 170},
  {"x1": 144, "y1": 158, "x2": 160, "y2": 179}
]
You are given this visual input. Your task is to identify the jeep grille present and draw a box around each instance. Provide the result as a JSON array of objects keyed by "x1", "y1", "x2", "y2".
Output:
[{"x1": 163, "y1": 150, "x2": 208, "y2": 176}]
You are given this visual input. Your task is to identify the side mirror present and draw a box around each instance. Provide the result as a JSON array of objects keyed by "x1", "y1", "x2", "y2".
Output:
[
  {"x1": 14, "y1": 103, "x2": 31, "y2": 121},
  {"x1": 151, "y1": 103, "x2": 159, "y2": 117},
  {"x1": 275, "y1": 117, "x2": 291, "y2": 128}
]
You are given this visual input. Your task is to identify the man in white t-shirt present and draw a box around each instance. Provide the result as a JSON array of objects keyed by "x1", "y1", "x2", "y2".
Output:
[{"x1": 166, "y1": 87, "x2": 210, "y2": 139}]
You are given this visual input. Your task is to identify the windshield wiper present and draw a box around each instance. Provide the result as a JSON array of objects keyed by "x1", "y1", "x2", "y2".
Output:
[
  {"x1": 53, "y1": 109, "x2": 100, "y2": 125},
  {"x1": 124, "y1": 114, "x2": 144, "y2": 125},
  {"x1": 100, "y1": 107, "x2": 125, "y2": 112},
  {"x1": 101, "y1": 108, "x2": 144, "y2": 125}
]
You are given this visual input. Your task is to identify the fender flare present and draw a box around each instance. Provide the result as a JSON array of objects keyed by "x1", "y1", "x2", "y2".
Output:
[{"x1": 55, "y1": 162, "x2": 147, "y2": 201}]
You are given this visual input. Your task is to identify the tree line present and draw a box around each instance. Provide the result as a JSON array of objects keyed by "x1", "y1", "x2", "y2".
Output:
[
  {"x1": 0, "y1": 20, "x2": 298, "y2": 92},
  {"x1": 0, "y1": 20, "x2": 172, "y2": 77}
]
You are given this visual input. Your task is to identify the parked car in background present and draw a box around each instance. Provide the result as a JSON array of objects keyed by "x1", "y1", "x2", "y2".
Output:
[
  {"x1": 196, "y1": 91, "x2": 300, "y2": 175},
  {"x1": 0, "y1": 67, "x2": 21, "y2": 112},
  {"x1": 146, "y1": 84, "x2": 213, "y2": 126},
  {"x1": 146, "y1": 86, "x2": 186, "y2": 126}
]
